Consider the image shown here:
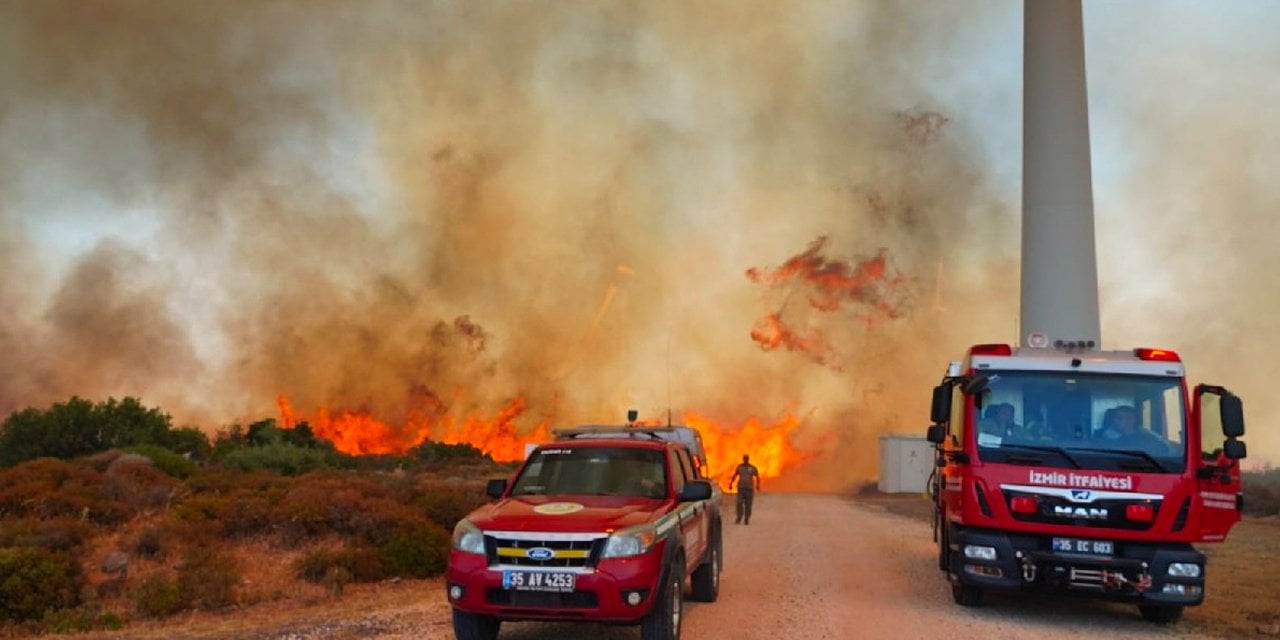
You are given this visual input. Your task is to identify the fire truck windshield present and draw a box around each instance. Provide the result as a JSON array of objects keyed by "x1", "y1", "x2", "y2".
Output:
[
  {"x1": 510, "y1": 447, "x2": 669, "y2": 498},
  {"x1": 972, "y1": 371, "x2": 1187, "y2": 472}
]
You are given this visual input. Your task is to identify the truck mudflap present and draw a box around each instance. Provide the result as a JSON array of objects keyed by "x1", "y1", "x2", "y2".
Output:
[{"x1": 948, "y1": 526, "x2": 1206, "y2": 606}]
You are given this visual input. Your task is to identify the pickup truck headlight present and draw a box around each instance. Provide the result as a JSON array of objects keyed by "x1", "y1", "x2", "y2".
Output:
[
  {"x1": 601, "y1": 524, "x2": 659, "y2": 559},
  {"x1": 452, "y1": 519, "x2": 485, "y2": 555}
]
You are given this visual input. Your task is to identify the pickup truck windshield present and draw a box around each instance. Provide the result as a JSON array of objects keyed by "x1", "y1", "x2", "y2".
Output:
[
  {"x1": 973, "y1": 371, "x2": 1187, "y2": 472},
  {"x1": 511, "y1": 447, "x2": 668, "y2": 499}
]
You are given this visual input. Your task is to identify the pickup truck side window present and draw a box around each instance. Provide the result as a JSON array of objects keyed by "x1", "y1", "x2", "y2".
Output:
[
  {"x1": 676, "y1": 449, "x2": 696, "y2": 487},
  {"x1": 669, "y1": 450, "x2": 687, "y2": 494}
]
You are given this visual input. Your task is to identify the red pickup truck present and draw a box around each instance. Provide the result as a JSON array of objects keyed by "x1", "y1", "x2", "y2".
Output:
[{"x1": 446, "y1": 432, "x2": 723, "y2": 640}]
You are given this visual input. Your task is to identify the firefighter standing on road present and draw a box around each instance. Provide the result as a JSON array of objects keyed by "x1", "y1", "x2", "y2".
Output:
[{"x1": 729, "y1": 454, "x2": 761, "y2": 525}]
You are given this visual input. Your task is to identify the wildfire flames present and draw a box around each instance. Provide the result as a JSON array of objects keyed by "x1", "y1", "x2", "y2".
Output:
[
  {"x1": 277, "y1": 395, "x2": 807, "y2": 490},
  {"x1": 747, "y1": 236, "x2": 908, "y2": 369},
  {"x1": 276, "y1": 395, "x2": 551, "y2": 462}
]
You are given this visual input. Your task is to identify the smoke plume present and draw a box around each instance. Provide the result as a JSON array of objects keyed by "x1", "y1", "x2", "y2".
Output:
[{"x1": 1, "y1": 1, "x2": 1273, "y2": 489}]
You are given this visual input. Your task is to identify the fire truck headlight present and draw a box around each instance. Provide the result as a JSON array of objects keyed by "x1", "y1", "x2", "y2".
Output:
[
  {"x1": 602, "y1": 525, "x2": 658, "y2": 559},
  {"x1": 452, "y1": 519, "x2": 485, "y2": 555},
  {"x1": 963, "y1": 545, "x2": 997, "y2": 561},
  {"x1": 1167, "y1": 563, "x2": 1201, "y2": 578}
]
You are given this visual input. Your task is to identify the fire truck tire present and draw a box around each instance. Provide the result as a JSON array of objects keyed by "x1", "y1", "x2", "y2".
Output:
[
  {"x1": 937, "y1": 519, "x2": 949, "y2": 571},
  {"x1": 1139, "y1": 604, "x2": 1184, "y2": 624},
  {"x1": 690, "y1": 529, "x2": 721, "y2": 602},
  {"x1": 951, "y1": 581, "x2": 984, "y2": 607},
  {"x1": 451, "y1": 609, "x2": 500, "y2": 640},
  {"x1": 641, "y1": 557, "x2": 685, "y2": 640}
]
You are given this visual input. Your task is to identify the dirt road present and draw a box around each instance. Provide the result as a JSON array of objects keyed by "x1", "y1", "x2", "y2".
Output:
[{"x1": 96, "y1": 493, "x2": 1218, "y2": 640}]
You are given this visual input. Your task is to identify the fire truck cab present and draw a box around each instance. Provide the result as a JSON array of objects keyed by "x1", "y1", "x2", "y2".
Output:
[{"x1": 926, "y1": 343, "x2": 1246, "y2": 623}]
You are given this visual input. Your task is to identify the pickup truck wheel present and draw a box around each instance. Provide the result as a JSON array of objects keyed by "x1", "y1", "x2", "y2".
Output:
[
  {"x1": 452, "y1": 609, "x2": 501, "y2": 640},
  {"x1": 690, "y1": 529, "x2": 721, "y2": 602},
  {"x1": 1139, "y1": 604, "x2": 1183, "y2": 624},
  {"x1": 641, "y1": 558, "x2": 685, "y2": 640}
]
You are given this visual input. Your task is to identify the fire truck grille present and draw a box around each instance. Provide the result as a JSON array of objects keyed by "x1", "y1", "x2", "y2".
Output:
[
  {"x1": 484, "y1": 535, "x2": 606, "y2": 569},
  {"x1": 1003, "y1": 491, "x2": 1160, "y2": 531}
]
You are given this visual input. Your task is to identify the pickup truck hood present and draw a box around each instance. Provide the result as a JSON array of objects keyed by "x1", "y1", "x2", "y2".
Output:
[{"x1": 467, "y1": 494, "x2": 669, "y2": 533}]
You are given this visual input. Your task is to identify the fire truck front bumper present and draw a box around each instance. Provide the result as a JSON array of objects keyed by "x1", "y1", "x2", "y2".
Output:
[{"x1": 950, "y1": 527, "x2": 1206, "y2": 605}]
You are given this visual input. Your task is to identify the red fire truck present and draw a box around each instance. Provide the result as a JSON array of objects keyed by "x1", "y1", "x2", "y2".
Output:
[{"x1": 926, "y1": 343, "x2": 1247, "y2": 622}]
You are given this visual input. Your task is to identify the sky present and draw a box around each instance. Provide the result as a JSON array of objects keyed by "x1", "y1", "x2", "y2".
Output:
[{"x1": 1, "y1": 0, "x2": 1276, "y2": 487}]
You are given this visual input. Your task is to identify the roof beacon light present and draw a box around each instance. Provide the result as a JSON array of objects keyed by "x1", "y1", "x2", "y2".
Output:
[
  {"x1": 1134, "y1": 348, "x2": 1181, "y2": 363},
  {"x1": 970, "y1": 344, "x2": 1013, "y2": 357}
]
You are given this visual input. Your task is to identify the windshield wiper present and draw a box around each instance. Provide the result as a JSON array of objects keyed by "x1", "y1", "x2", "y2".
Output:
[
  {"x1": 1066, "y1": 447, "x2": 1169, "y2": 473},
  {"x1": 996, "y1": 444, "x2": 1081, "y2": 469}
]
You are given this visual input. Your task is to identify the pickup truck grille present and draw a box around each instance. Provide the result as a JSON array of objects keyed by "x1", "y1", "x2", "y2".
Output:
[{"x1": 484, "y1": 532, "x2": 608, "y2": 569}]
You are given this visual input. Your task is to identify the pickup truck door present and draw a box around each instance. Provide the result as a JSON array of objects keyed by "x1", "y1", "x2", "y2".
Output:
[{"x1": 671, "y1": 449, "x2": 708, "y2": 564}]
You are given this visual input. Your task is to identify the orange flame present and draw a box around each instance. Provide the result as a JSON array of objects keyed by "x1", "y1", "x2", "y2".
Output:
[
  {"x1": 276, "y1": 394, "x2": 549, "y2": 462},
  {"x1": 684, "y1": 412, "x2": 808, "y2": 491},
  {"x1": 277, "y1": 397, "x2": 812, "y2": 489}
]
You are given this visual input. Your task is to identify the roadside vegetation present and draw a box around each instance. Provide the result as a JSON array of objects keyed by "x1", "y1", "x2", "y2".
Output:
[{"x1": 0, "y1": 396, "x2": 511, "y2": 637}]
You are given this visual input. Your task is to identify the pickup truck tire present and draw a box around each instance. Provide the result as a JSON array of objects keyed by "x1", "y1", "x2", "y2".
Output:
[
  {"x1": 690, "y1": 528, "x2": 721, "y2": 602},
  {"x1": 452, "y1": 609, "x2": 500, "y2": 640},
  {"x1": 641, "y1": 557, "x2": 685, "y2": 640},
  {"x1": 1139, "y1": 604, "x2": 1183, "y2": 624}
]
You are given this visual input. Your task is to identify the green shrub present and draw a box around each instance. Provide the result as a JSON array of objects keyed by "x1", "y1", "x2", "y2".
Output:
[
  {"x1": 220, "y1": 443, "x2": 332, "y2": 476},
  {"x1": 0, "y1": 547, "x2": 84, "y2": 621},
  {"x1": 1244, "y1": 469, "x2": 1280, "y2": 517},
  {"x1": 377, "y1": 520, "x2": 450, "y2": 578},
  {"x1": 126, "y1": 443, "x2": 198, "y2": 478},
  {"x1": 131, "y1": 573, "x2": 184, "y2": 618}
]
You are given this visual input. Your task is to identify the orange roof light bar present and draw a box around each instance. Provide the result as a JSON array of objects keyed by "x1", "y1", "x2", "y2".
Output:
[{"x1": 1134, "y1": 348, "x2": 1181, "y2": 362}]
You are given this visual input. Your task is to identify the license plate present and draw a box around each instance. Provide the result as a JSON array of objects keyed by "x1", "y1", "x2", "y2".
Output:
[
  {"x1": 1052, "y1": 537, "x2": 1114, "y2": 555},
  {"x1": 502, "y1": 570, "x2": 576, "y2": 592}
]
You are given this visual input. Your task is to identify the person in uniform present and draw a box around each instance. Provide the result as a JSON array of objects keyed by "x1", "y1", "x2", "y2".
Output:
[{"x1": 729, "y1": 454, "x2": 762, "y2": 524}]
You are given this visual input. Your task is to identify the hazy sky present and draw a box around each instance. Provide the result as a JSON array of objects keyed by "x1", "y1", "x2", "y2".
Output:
[{"x1": 1, "y1": 1, "x2": 1276, "y2": 485}]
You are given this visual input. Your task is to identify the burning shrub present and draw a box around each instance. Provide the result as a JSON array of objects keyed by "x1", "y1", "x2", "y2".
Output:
[{"x1": 0, "y1": 547, "x2": 85, "y2": 621}]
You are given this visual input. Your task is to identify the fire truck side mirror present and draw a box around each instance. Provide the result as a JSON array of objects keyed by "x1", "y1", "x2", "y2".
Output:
[
  {"x1": 486, "y1": 478, "x2": 508, "y2": 499},
  {"x1": 926, "y1": 424, "x2": 945, "y2": 444},
  {"x1": 1220, "y1": 394, "x2": 1245, "y2": 438},
  {"x1": 1223, "y1": 439, "x2": 1247, "y2": 461},
  {"x1": 930, "y1": 385, "x2": 951, "y2": 423},
  {"x1": 679, "y1": 480, "x2": 713, "y2": 502}
]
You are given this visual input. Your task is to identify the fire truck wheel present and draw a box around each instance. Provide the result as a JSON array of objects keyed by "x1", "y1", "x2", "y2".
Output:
[
  {"x1": 1139, "y1": 604, "x2": 1184, "y2": 624},
  {"x1": 690, "y1": 529, "x2": 721, "y2": 602},
  {"x1": 641, "y1": 557, "x2": 685, "y2": 640},
  {"x1": 951, "y1": 580, "x2": 984, "y2": 607},
  {"x1": 937, "y1": 520, "x2": 949, "y2": 571},
  {"x1": 452, "y1": 609, "x2": 501, "y2": 640}
]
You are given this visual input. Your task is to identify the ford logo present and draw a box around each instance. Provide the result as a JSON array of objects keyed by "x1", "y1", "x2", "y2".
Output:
[{"x1": 525, "y1": 547, "x2": 555, "y2": 561}]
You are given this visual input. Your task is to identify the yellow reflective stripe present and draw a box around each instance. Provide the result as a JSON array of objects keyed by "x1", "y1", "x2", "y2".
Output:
[{"x1": 496, "y1": 548, "x2": 590, "y2": 559}]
